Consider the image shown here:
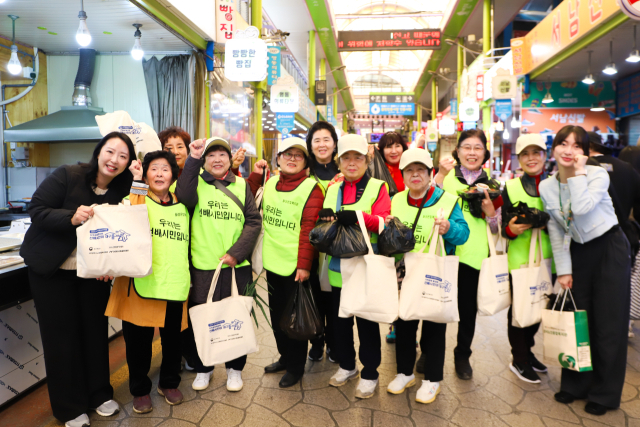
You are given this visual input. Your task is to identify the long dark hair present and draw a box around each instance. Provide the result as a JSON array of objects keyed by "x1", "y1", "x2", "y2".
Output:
[
  {"x1": 452, "y1": 129, "x2": 490, "y2": 164},
  {"x1": 84, "y1": 132, "x2": 136, "y2": 195},
  {"x1": 305, "y1": 121, "x2": 338, "y2": 174}
]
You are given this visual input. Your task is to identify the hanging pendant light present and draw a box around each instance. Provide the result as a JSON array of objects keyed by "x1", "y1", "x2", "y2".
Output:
[
  {"x1": 582, "y1": 51, "x2": 595, "y2": 85},
  {"x1": 76, "y1": 0, "x2": 91, "y2": 47},
  {"x1": 603, "y1": 40, "x2": 618, "y2": 75},
  {"x1": 628, "y1": 25, "x2": 640, "y2": 63},
  {"x1": 7, "y1": 15, "x2": 22, "y2": 76},
  {"x1": 542, "y1": 79, "x2": 554, "y2": 104},
  {"x1": 503, "y1": 128, "x2": 510, "y2": 140},
  {"x1": 131, "y1": 24, "x2": 144, "y2": 60}
]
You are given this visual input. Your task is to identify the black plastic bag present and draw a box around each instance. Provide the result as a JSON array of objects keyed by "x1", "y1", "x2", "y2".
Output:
[
  {"x1": 546, "y1": 291, "x2": 576, "y2": 311},
  {"x1": 378, "y1": 217, "x2": 416, "y2": 256},
  {"x1": 279, "y1": 281, "x2": 324, "y2": 341},
  {"x1": 309, "y1": 220, "x2": 339, "y2": 254},
  {"x1": 504, "y1": 201, "x2": 550, "y2": 229},
  {"x1": 331, "y1": 223, "x2": 369, "y2": 258},
  {"x1": 457, "y1": 181, "x2": 502, "y2": 218},
  {"x1": 368, "y1": 148, "x2": 399, "y2": 197}
]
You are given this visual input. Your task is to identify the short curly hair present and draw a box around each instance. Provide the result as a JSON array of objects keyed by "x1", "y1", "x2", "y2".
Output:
[
  {"x1": 158, "y1": 126, "x2": 191, "y2": 154},
  {"x1": 378, "y1": 131, "x2": 408, "y2": 154},
  {"x1": 142, "y1": 150, "x2": 180, "y2": 184},
  {"x1": 452, "y1": 129, "x2": 490, "y2": 165}
]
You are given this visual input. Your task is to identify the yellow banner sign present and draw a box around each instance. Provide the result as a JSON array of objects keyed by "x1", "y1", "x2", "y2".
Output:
[{"x1": 511, "y1": 0, "x2": 621, "y2": 76}]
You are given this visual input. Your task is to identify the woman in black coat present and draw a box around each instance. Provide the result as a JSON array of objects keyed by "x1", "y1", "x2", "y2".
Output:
[{"x1": 20, "y1": 132, "x2": 136, "y2": 427}]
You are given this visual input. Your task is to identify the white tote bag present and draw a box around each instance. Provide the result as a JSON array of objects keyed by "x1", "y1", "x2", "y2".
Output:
[
  {"x1": 399, "y1": 223, "x2": 460, "y2": 323},
  {"x1": 95, "y1": 110, "x2": 161, "y2": 159},
  {"x1": 511, "y1": 228, "x2": 553, "y2": 328},
  {"x1": 477, "y1": 224, "x2": 511, "y2": 316},
  {"x1": 339, "y1": 211, "x2": 399, "y2": 323},
  {"x1": 76, "y1": 204, "x2": 153, "y2": 278},
  {"x1": 250, "y1": 174, "x2": 267, "y2": 275},
  {"x1": 189, "y1": 261, "x2": 259, "y2": 366},
  {"x1": 319, "y1": 254, "x2": 331, "y2": 292}
]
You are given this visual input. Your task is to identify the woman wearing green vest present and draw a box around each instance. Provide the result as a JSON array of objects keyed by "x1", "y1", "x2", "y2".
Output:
[
  {"x1": 305, "y1": 121, "x2": 340, "y2": 363},
  {"x1": 318, "y1": 134, "x2": 391, "y2": 399},
  {"x1": 106, "y1": 150, "x2": 190, "y2": 414},
  {"x1": 249, "y1": 137, "x2": 324, "y2": 388},
  {"x1": 433, "y1": 129, "x2": 503, "y2": 381},
  {"x1": 175, "y1": 137, "x2": 262, "y2": 393},
  {"x1": 501, "y1": 134, "x2": 554, "y2": 385},
  {"x1": 385, "y1": 148, "x2": 469, "y2": 404}
]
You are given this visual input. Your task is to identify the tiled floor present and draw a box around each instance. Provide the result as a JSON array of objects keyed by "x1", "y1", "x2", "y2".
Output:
[{"x1": 13, "y1": 301, "x2": 640, "y2": 426}]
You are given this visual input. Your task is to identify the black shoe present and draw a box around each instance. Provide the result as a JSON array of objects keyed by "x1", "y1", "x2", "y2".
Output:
[
  {"x1": 554, "y1": 391, "x2": 576, "y2": 404},
  {"x1": 509, "y1": 362, "x2": 541, "y2": 384},
  {"x1": 308, "y1": 346, "x2": 324, "y2": 362},
  {"x1": 529, "y1": 354, "x2": 548, "y2": 373},
  {"x1": 279, "y1": 372, "x2": 302, "y2": 388},
  {"x1": 585, "y1": 401, "x2": 609, "y2": 416},
  {"x1": 454, "y1": 358, "x2": 473, "y2": 380},
  {"x1": 264, "y1": 361, "x2": 286, "y2": 373},
  {"x1": 416, "y1": 352, "x2": 426, "y2": 374},
  {"x1": 326, "y1": 347, "x2": 337, "y2": 363}
]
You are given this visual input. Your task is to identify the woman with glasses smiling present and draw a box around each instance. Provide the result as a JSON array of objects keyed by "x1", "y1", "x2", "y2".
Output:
[
  {"x1": 249, "y1": 137, "x2": 324, "y2": 388},
  {"x1": 433, "y1": 129, "x2": 503, "y2": 381}
]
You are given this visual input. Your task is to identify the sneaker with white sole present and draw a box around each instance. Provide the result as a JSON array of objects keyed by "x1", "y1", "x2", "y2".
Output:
[
  {"x1": 329, "y1": 367, "x2": 359, "y2": 387},
  {"x1": 65, "y1": 413, "x2": 90, "y2": 427},
  {"x1": 387, "y1": 373, "x2": 416, "y2": 394},
  {"x1": 509, "y1": 362, "x2": 541, "y2": 384},
  {"x1": 226, "y1": 368, "x2": 243, "y2": 392},
  {"x1": 416, "y1": 381, "x2": 440, "y2": 404},
  {"x1": 192, "y1": 371, "x2": 213, "y2": 391},
  {"x1": 94, "y1": 399, "x2": 120, "y2": 417},
  {"x1": 355, "y1": 378, "x2": 378, "y2": 399}
]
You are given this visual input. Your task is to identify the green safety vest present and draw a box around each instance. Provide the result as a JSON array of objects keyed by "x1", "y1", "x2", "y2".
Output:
[
  {"x1": 131, "y1": 196, "x2": 190, "y2": 301},
  {"x1": 442, "y1": 171, "x2": 490, "y2": 270},
  {"x1": 169, "y1": 181, "x2": 177, "y2": 193},
  {"x1": 191, "y1": 176, "x2": 249, "y2": 270},
  {"x1": 312, "y1": 173, "x2": 332, "y2": 196},
  {"x1": 323, "y1": 177, "x2": 386, "y2": 288},
  {"x1": 390, "y1": 189, "x2": 459, "y2": 253},
  {"x1": 505, "y1": 178, "x2": 554, "y2": 272},
  {"x1": 262, "y1": 176, "x2": 318, "y2": 276}
]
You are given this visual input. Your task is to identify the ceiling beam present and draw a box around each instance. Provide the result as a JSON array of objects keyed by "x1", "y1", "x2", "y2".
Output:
[{"x1": 335, "y1": 13, "x2": 444, "y2": 19}]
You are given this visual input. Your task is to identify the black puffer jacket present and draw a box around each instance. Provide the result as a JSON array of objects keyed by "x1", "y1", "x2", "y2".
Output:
[{"x1": 20, "y1": 164, "x2": 131, "y2": 278}]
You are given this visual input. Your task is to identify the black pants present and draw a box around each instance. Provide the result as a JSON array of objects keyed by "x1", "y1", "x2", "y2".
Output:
[
  {"x1": 332, "y1": 286, "x2": 381, "y2": 380},
  {"x1": 266, "y1": 269, "x2": 309, "y2": 376},
  {"x1": 396, "y1": 319, "x2": 446, "y2": 382},
  {"x1": 309, "y1": 260, "x2": 334, "y2": 353},
  {"x1": 122, "y1": 301, "x2": 183, "y2": 396},
  {"x1": 561, "y1": 227, "x2": 630, "y2": 408},
  {"x1": 29, "y1": 269, "x2": 113, "y2": 423},
  {"x1": 454, "y1": 263, "x2": 480, "y2": 361}
]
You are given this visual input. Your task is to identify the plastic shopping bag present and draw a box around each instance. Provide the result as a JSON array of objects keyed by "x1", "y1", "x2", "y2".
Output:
[
  {"x1": 189, "y1": 261, "x2": 258, "y2": 366},
  {"x1": 399, "y1": 223, "x2": 460, "y2": 323},
  {"x1": 542, "y1": 289, "x2": 593, "y2": 372},
  {"x1": 511, "y1": 229, "x2": 553, "y2": 327},
  {"x1": 504, "y1": 201, "x2": 550, "y2": 229},
  {"x1": 368, "y1": 148, "x2": 398, "y2": 197},
  {"x1": 279, "y1": 280, "x2": 324, "y2": 341},
  {"x1": 378, "y1": 217, "x2": 416, "y2": 256},
  {"x1": 339, "y1": 211, "x2": 399, "y2": 323},
  {"x1": 477, "y1": 224, "x2": 511, "y2": 316},
  {"x1": 331, "y1": 222, "x2": 369, "y2": 258},
  {"x1": 457, "y1": 182, "x2": 501, "y2": 219},
  {"x1": 310, "y1": 221, "x2": 340, "y2": 254},
  {"x1": 76, "y1": 204, "x2": 152, "y2": 278}
]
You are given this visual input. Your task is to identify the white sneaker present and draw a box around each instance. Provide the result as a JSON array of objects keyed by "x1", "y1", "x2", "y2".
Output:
[
  {"x1": 387, "y1": 373, "x2": 416, "y2": 394},
  {"x1": 355, "y1": 378, "x2": 378, "y2": 399},
  {"x1": 329, "y1": 367, "x2": 359, "y2": 387},
  {"x1": 94, "y1": 399, "x2": 119, "y2": 417},
  {"x1": 416, "y1": 380, "x2": 440, "y2": 404},
  {"x1": 65, "y1": 413, "x2": 90, "y2": 427},
  {"x1": 226, "y1": 368, "x2": 243, "y2": 392},
  {"x1": 192, "y1": 371, "x2": 213, "y2": 391}
]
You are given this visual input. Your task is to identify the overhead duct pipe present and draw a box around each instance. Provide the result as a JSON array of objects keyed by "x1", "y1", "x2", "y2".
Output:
[{"x1": 72, "y1": 48, "x2": 96, "y2": 106}]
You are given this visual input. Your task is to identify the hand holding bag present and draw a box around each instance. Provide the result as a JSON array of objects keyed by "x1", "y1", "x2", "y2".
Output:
[
  {"x1": 189, "y1": 260, "x2": 259, "y2": 366},
  {"x1": 339, "y1": 211, "x2": 399, "y2": 323},
  {"x1": 76, "y1": 203, "x2": 153, "y2": 278},
  {"x1": 399, "y1": 221, "x2": 460, "y2": 323},
  {"x1": 477, "y1": 224, "x2": 511, "y2": 316},
  {"x1": 511, "y1": 228, "x2": 553, "y2": 328},
  {"x1": 251, "y1": 170, "x2": 267, "y2": 275},
  {"x1": 542, "y1": 288, "x2": 593, "y2": 372}
]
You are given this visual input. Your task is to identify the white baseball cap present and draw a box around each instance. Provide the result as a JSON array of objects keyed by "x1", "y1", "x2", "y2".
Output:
[
  {"x1": 515, "y1": 134, "x2": 547, "y2": 155},
  {"x1": 278, "y1": 137, "x2": 309, "y2": 157},
  {"x1": 337, "y1": 134, "x2": 368, "y2": 157},
  {"x1": 399, "y1": 147, "x2": 434, "y2": 170},
  {"x1": 204, "y1": 137, "x2": 231, "y2": 155}
]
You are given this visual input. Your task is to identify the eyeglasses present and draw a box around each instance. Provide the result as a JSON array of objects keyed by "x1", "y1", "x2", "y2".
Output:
[
  {"x1": 281, "y1": 152, "x2": 305, "y2": 161},
  {"x1": 458, "y1": 145, "x2": 485, "y2": 153}
]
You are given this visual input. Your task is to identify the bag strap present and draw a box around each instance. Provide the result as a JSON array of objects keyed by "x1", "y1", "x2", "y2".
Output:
[
  {"x1": 206, "y1": 260, "x2": 239, "y2": 303},
  {"x1": 411, "y1": 190, "x2": 431, "y2": 233},
  {"x1": 486, "y1": 223, "x2": 498, "y2": 258},
  {"x1": 526, "y1": 228, "x2": 540, "y2": 268},
  {"x1": 355, "y1": 210, "x2": 374, "y2": 255},
  {"x1": 423, "y1": 209, "x2": 446, "y2": 256},
  {"x1": 213, "y1": 179, "x2": 244, "y2": 212}
]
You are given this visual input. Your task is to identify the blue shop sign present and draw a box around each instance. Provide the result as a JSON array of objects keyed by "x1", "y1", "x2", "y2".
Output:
[
  {"x1": 369, "y1": 102, "x2": 415, "y2": 115},
  {"x1": 276, "y1": 113, "x2": 295, "y2": 134}
]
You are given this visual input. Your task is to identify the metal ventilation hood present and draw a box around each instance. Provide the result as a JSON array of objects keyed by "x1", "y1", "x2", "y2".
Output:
[{"x1": 4, "y1": 106, "x2": 106, "y2": 143}]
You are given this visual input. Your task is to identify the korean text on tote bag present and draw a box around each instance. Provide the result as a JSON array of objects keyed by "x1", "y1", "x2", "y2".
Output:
[{"x1": 477, "y1": 223, "x2": 511, "y2": 316}]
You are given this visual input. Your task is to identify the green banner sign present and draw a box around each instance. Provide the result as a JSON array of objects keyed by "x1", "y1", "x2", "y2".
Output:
[{"x1": 523, "y1": 81, "x2": 615, "y2": 109}]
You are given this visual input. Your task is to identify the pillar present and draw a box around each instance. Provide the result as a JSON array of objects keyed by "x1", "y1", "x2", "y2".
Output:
[
  {"x1": 457, "y1": 37, "x2": 464, "y2": 122},
  {"x1": 252, "y1": 0, "x2": 265, "y2": 160},
  {"x1": 431, "y1": 78, "x2": 437, "y2": 121},
  {"x1": 309, "y1": 30, "x2": 316, "y2": 103},
  {"x1": 416, "y1": 103, "x2": 422, "y2": 131},
  {"x1": 482, "y1": 0, "x2": 492, "y2": 153},
  {"x1": 343, "y1": 113, "x2": 348, "y2": 133},
  {"x1": 333, "y1": 88, "x2": 338, "y2": 121}
]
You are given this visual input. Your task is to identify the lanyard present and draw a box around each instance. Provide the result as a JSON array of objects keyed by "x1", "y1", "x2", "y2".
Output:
[{"x1": 557, "y1": 179, "x2": 573, "y2": 231}]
